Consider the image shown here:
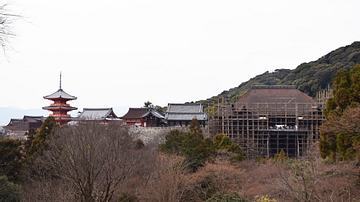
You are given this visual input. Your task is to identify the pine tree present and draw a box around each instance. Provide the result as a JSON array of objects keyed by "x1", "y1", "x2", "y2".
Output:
[
  {"x1": 0, "y1": 139, "x2": 23, "y2": 181},
  {"x1": 320, "y1": 64, "x2": 360, "y2": 161},
  {"x1": 27, "y1": 116, "x2": 57, "y2": 157}
]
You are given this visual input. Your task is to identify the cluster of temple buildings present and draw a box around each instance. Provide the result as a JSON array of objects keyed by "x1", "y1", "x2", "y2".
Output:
[
  {"x1": 4, "y1": 76, "x2": 328, "y2": 159},
  {"x1": 4, "y1": 76, "x2": 208, "y2": 132}
]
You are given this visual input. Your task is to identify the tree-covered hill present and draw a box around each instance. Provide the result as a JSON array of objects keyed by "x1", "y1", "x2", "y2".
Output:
[{"x1": 198, "y1": 41, "x2": 360, "y2": 107}]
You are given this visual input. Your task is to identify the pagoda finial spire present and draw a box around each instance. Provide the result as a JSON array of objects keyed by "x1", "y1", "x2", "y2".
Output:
[{"x1": 59, "y1": 71, "x2": 62, "y2": 89}]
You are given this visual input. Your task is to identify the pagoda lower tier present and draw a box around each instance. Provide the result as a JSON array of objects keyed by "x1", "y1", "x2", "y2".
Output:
[{"x1": 42, "y1": 105, "x2": 78, "y2": 125}]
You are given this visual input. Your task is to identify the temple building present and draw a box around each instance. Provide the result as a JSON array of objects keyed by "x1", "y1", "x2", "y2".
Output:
[
  {"x1": 165, "y1": 103, "x2": 208, "y2": 127},
  {"x1": 121, "y1": 108, "x2": 165, "y2": 127},
  {"x1": 208, "y1": 85, "x2": 325, "y2": 159},
  {"x1": 5, "y1": 115, "x2": 44, "y2": 131},
  {"x1": 43, "y1": 74, "x2": 77, "y2": 125}
]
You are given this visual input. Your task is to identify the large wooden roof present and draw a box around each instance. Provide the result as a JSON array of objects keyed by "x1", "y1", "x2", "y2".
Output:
[
  {"x1": 121, "y1": 108, "x2": 148, "y2": 119},
  {"x1": 234, "y1": 85, "x2": 317, "y2": 109}
]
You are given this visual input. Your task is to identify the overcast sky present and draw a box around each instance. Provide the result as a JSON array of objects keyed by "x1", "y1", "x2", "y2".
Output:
[{"x1": 1, "y1": 0, "x2": 359, "y2": 122}]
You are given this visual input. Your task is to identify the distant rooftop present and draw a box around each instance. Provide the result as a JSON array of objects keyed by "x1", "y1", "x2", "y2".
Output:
[
  {"x1": 77, "y1": 108, "x2": 120, "y2": 121},
  {"x1": 121, "y1": 108, "x2": 165, "y2": 119}
]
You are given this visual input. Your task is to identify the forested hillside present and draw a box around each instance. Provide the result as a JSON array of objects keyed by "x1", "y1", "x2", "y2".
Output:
[{"x1": 199, "y1": 41, "x2": 360, "y2": 106}]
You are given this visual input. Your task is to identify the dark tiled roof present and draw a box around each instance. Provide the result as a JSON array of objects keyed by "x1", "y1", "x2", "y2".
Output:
[
  {"x1": 166, "y1": 113, "x2": 208, "y2": 121},
  {"x1": 77, "y1": 108, "x2": 119, "y2": 120},
  {"x1": 43, "y1": 88, "x2": 77, "y2": 100},
  {"x1": 23, "y1": 116, "x2": 44, "y2": 122},
  {"x1": 166, "y1": 103, "x2": 204, "y2": 113},
  {"x1": 165, "y1": 103, "x2": 208, "y2": 121},
  {"x1": 121, "y1": 108, "x2": 149, "y2": 119},
  {"x1": 5, "y1": 115, "x2": 44, "y2": 131},
  {"x1": 43, "y1": 106, "x2": 78, "y2": 111},
  {"x1": 143, "y1": 110, "x2": 165, "y2": 119}
]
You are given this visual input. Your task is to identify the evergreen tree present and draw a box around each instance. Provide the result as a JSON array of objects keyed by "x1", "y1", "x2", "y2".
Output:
[
  {"x1": 0, "y1": 175, "x2": 22, "y2": 202},
  {"x1": 27, "y1": 116, "x2": 57, "y2": 157},
  {"x1": 23, "y1": 128, "x2": 37, "y2": 153},
  {"x1": 320, "y1": 64, "x2": 360, "y2": 161},
  {"x1": 158, "y1": 129, "x2": 184, "y2": 155},
  {"x1": 213, "y1": 133, "x2": 245, "y2": 163},
  {"x1": 159, "y1": 118, "x2": 217, "y2": 172},
  {"x1": 0, "y1": 139, "x2": 23, "y2": 181}
]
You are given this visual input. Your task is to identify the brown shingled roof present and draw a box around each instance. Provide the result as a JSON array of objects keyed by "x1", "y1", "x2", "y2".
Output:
[
  {"x1": 121, "y1": 108, "x2": 149, "y2": 119},
  {"x1": 234, "y1": 85, "x2": 317, "y2": 109}
]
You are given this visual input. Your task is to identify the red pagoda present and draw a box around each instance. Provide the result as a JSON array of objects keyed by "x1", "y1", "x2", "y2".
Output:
[{"x1": 43, "y1": 73, "x2": 77, "y2": 125}]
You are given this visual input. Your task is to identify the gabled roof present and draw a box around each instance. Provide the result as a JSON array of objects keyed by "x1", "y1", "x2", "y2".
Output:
[
  {"x1": 165, "y1": 113, "x2": 208, "y2": 121},
  {"x1": 121, "y1": 108, "x2": 165, "y2": 119},
  {"x1": 77, "y1": 108, "x2": 120, "y2": 120},
  {"x1": 7, "y1": 116, "x2": 44, "y2": 126},
  {"x1": 23, "y1": 115, "x2": 44, "y2": 122},
  {"x1": 5, "y1": 115, "x2": 44, "y2": 131},
  {"x1": 166, "y1": 103, "x2": 204, "y2": 113},
  {"x1": 43, "y1": 88, "x2": 77, "y2": 100},
  {"x1": 234, "y1": 85, "x2": 317, "y2": 109},
  {"x1": 121, "y1": 108, "x2": 148, "y2": 119},
  {"x1": 165, "y1": 103, "x2": 208, "y2": 121},
  {"x1": 143, "y1": 110, "x2": 165, "y2": 119}
]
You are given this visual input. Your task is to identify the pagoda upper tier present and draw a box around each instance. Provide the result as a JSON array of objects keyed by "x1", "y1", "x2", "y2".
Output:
[
  {"x1": 43, "y1": 88, "x2": 77, "y2": 100},
  {"x1": 43, "y1": 88, "x2": 77, "y2": 125}
]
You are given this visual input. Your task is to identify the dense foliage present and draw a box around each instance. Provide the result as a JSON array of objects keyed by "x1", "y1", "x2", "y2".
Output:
[
  {"x1": 159, "y1": 118, "x2": 218, "y2": 172},
  {"x1": 0, "y1": 175, "x2": 22, "y2": 202},
  {"x1": 199, "y1": 41, "x2": 360, "y2": 107},
  {"x1": 319, "y1": 64, "x2": 360, "y2": 161},
  {"x1": 0, "y1": 139, "x2": 23, "y2": 182},
  {"x1": 159, "y1": 119, "x2": 245, "y2": 172},
  {"x1": 27, "y1": 116, "x2": 57, "y2": 157}
]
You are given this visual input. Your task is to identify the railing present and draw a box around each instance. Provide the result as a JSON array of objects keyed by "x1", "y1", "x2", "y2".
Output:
[
  {"x1": 50, "y1": 114, "x2": 71, "y2": 117},
  {"x1": 50, "y1": 103, "x2": 70, "y2": 107}
]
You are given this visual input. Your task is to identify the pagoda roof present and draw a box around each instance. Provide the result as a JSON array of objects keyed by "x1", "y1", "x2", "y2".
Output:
[
  {"x1": 43, "y1": 88, "x2": 77, "y2": 100},
  {"x1": 77, "y1": 108, "x2": 120, "y2": 121},
  {"x1": 42, "y1": 106, "x2": 78, "y2": 111}
]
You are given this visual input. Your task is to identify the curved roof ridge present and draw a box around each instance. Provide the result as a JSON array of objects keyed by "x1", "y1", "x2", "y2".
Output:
[
  {"x1": 43, "y1": 88, "x2": 77, "y2": 100},
  {"x1": 251, "y1": 85, "x2": 296, "y2": 89}
]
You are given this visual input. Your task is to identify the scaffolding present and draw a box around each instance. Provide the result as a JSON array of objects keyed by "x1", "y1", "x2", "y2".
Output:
[{"x1": 208, "y1": 87, "x2": 328, "y2": 159}]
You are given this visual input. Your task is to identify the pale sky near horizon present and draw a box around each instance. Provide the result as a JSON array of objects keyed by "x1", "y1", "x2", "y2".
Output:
[{"x1": 1, "y1": 0, "x2": 360, "y2": 121}]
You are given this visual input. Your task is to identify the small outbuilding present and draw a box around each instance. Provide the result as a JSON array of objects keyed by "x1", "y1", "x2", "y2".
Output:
[{"x1": 121, "y1": 108, "x2": 165, "y2": 127}]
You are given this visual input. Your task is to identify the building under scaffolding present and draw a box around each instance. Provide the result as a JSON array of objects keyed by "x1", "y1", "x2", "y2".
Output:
[{"x1": 208, "y1": 85, "x2": 328, "y2": 159}]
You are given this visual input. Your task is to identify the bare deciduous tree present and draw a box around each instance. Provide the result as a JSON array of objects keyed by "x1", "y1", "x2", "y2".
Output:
[
  {"x1": 0, "y1": 3, "x2": 19, "y2": 55},
  {"x1": 139, "y1": 154, "x2": 186, "y2": 202},
  {"x1": 24, "y1": 121, "x2": 151, "y2": 202}
]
